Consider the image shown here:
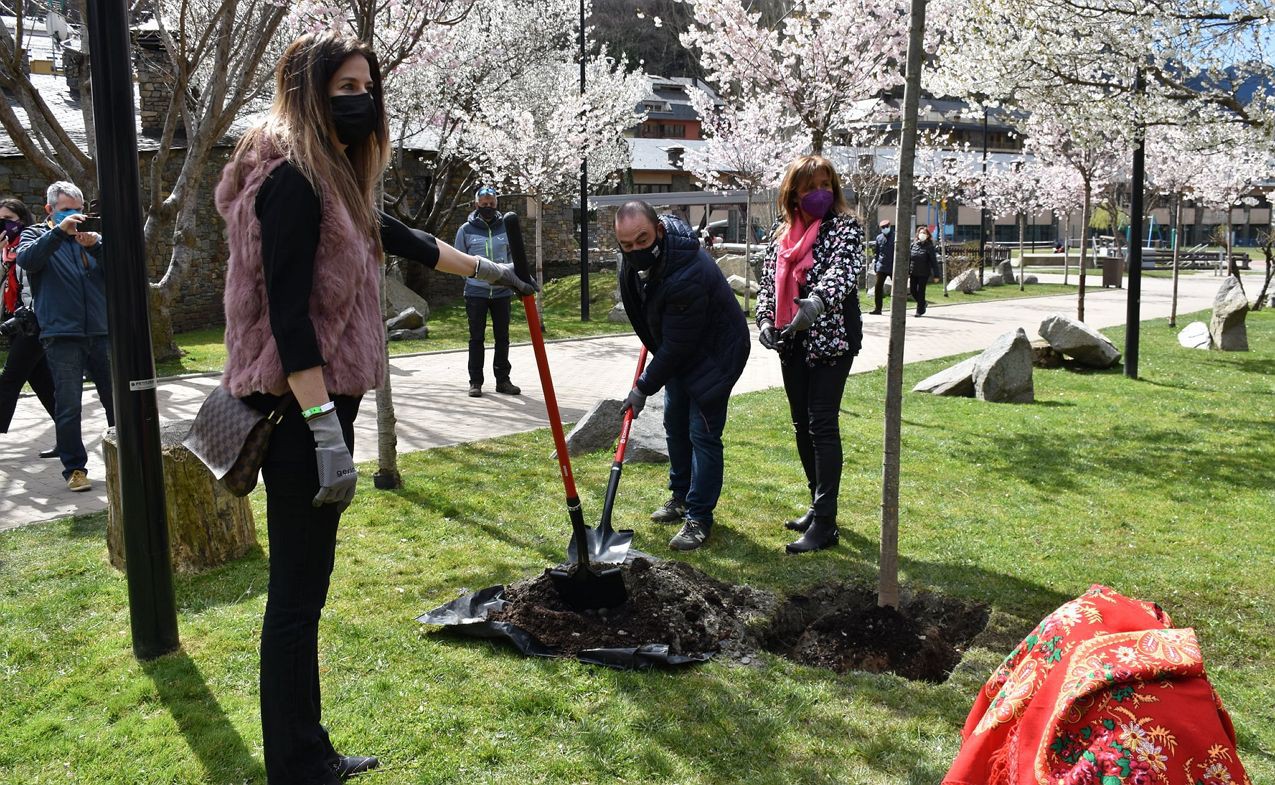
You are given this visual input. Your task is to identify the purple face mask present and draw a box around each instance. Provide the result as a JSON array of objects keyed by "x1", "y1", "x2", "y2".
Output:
[{"x1": 799, "y1": 189, "x2": 834, "y2": 218}]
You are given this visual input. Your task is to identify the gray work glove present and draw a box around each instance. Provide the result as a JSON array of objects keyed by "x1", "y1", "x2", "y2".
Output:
[
  {"x1": 758, "y1": 320, "x2": 780, "y2": 351},
  {"x1": 621, "y1": 386, "x2": 647, "y2": 419},
  {"x1": 780, "y1": 294, "x2": 825, "y2": 337},
  {"x1": 308, "y1": 411, "x2": 357, "y2": 510},
  {"x1": 474, "y1": 256, "x2": 539, "y2": 297}
]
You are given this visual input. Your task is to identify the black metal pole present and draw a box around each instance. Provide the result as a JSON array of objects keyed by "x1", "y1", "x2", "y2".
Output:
[
  {"x1": 86, "y1": 0, "x2": 179, "y2": 660},
  {"x1": 979, "y1": 107, "x2": 988, "y2": 283},
  {"x1": 1125, "y1": 68, "x2": 1146, "y2": 379},
  {"x1": 578, "y1": 0, "x2": 590, "y2": 321}
]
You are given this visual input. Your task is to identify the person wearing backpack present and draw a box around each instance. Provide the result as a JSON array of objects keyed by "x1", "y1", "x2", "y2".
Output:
[{"x1": 0, "y1": 196, "x2": 56, "y2": 455}]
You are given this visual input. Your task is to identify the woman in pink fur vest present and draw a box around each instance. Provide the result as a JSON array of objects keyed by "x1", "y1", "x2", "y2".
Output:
[{"x1": 217, "y1": 31, "x2": 534, "y2": 785}]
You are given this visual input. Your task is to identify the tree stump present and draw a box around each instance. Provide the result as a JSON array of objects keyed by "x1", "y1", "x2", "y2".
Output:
[{"x1": 104, "y1": 420, "x2": 258, "y2": 573}]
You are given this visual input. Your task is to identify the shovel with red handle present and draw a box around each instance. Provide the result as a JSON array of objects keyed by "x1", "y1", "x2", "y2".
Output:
[
  {"x1": 566, "y1": 346, "x2": 646, "y2": 565},
  {"x1": 503, "y1": 212, "x2": 627, "y2": 611}
]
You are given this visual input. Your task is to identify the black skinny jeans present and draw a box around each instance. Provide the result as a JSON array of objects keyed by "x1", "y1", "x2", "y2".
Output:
[
  {"x1": 780, "y1": 338, "x2": 853, "y2": 519},
  {"x1": 909, "y1": 275, "x2": 929, "y2": 312},
  {"x1": 258, "y1": 394, "x2": 360, "y2": 785},
  {"x1": 0, "y1": 330, "x2": 55, "y2": 432},
  {"x1": 465, "y1": 295, "x2": 512, "y2": 386},
  {"x1": 873, "y1": 271, "x2": 890, "y2": 312}
]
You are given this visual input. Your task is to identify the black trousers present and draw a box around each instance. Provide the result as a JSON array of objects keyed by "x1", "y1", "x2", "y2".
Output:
[
  {"x1": 873, "y1": 271, "x2": 891, "y2": 312},
  {"x1": 780, "y1": 339, "x2": 854, "y2": 518},
  {"x1": 259, "y1": 394, "x2": 360, "y2": 785},
  {"x1": 909, "y1": 275, "x2": 929, "y2": 313},
  {"x1": 0, "y1": 330, "x2": 55, "y2": 432},
  {"x1": 465, "y1": 295, "x2": 512, "y2": 386}
]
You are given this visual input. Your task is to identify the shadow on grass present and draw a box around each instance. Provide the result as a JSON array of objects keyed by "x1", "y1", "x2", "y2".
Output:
[
  {"x1": 67, "y1": 511, "x2": 107, "y2": 539},
  {"x1": 142, "y1": 649, "x2": 265, "y2": 784},
  {"x1": 173, "y1": 546, "x2": 268, "y2": 614}
]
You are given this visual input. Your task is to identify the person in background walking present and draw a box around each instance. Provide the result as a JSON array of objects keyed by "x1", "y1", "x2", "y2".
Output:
[
  {"x1": 456, "y1": 185, "x2": 520, "y2": 398},
  {"x1": 909, "y1": 225, "x2": 939, "y2": 317},
  {"x1": 756, "y1": 154, "x2": 865, "y2": 554},
  {"x1": 0, "y1": 196, "x2": 56, "y2": 456},
  {"x1": 216, "y1": 31, "x2": 533, "y2": 785},
  {"x1": 869, "y1": 218, "x2": 893, "y2": 315}
]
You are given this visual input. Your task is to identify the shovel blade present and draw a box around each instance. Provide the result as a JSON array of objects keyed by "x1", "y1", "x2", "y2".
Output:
[
  {"x1": 547, "y1": 564, "x2": 628, "y2": 610},
  {"x1": 566, "y1": 524, "x2": 635, "y2": 565}
]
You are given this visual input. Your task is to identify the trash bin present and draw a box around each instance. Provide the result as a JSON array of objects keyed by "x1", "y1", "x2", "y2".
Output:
[{"x1": 1101, "y1": 255, "x2": 1123, "y2": 288}]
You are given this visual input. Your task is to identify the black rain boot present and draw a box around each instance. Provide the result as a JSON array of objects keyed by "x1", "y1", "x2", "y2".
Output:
[
  {"x1": 784, "y1": 507, "x2": 816, "y2": 533},
  {"x1": 786, "y1": 516, "x2": 838, "y2": 554}
]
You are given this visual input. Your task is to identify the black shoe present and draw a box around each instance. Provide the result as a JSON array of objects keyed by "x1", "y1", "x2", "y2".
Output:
[
  {"x1": 650, "y1": 495, "x2": 687, "y2": 523},
  {"x1": 784, "y1": 507, "x2": 815, "y2": 533},
  {"x1": 331, "y1": 755, "x2": 380, "y2": 781},
  {"x1": 39, "y1": 447, "x2": 57, "y2": 458},
  {"x1": 468, "y1": 384, "x2": 482, "y2": 397},
  {"x1": 786, "y1": 516, "x2": 838, "y2": 554},
  {"x1": 670, "y1": 518, "x2": 711, "y2": 551},
  {"x1": 868, "y1": 309, "x2": 882, "y2": 315},
  {"x1": 495, "y1": 379, "x2": 521, "y2": 395}
]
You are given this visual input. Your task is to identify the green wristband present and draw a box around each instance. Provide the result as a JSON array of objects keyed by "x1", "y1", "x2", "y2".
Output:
[{"x1": 302, "y1": 401, "x2": 335, "y2": 421}]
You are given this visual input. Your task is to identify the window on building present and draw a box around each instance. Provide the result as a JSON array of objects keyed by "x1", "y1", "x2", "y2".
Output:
[{"x1": 633, "y1": 183, "x2": 672, "y2": 194}]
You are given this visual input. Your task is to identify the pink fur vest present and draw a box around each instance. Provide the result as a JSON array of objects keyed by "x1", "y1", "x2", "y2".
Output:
[{"x1": 216, "y1": 141, "x2": 384, "y2": 398}]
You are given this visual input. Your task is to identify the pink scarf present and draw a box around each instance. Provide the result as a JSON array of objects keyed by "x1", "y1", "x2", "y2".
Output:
[{"x1": 775, "y1": 217, "x2": 821, "y2": 327}]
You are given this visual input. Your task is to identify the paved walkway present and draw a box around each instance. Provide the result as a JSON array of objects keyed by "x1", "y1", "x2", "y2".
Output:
[{"x1": 0, "y1": 270, "x2": 1257, "y2": 529}]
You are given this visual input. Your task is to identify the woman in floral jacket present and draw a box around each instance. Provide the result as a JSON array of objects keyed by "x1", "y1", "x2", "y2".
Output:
[{"x1": 756, "y1": 154, "x2": 865, "y2": 554}]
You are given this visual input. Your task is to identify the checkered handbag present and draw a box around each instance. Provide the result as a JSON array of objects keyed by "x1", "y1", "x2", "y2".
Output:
[{"x1": 182, "y1": 386, "x2": 293, "y2": 497}]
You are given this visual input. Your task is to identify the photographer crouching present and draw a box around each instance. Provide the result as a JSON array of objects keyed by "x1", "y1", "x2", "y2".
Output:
[
  {"x1": 16, "y1": 182, "x2": 114, "y2": 493},
  {"x1": 0, "y1": 196, "x2": 57, "y2": 457}
]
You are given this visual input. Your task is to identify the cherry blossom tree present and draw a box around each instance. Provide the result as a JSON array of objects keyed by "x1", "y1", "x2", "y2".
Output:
[
  {"x1": 682, "y1": 88, "x2": 809, "y2": 312},
  {"x1": 915, "y1": 142, "x2": 977, "y2": 292},
  {"x1": 1146, "y1": 125, "x2": 1218, "y2": 325},
  {"x1": 978, "y1": 159, "x2": 1054, "y2": 290},
  {"x1": 839, "y1": 124, "x2": 896, "y2": 230},
  {"x1": 677, "y1": 0, "x2": 910, "y2": 153},
  {"x1": 1035, "y1": 163, "x2": 1086, "y2": 286}
]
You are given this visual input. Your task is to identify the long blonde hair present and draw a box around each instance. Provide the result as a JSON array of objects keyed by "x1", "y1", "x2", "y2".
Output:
[
  {"x1": 231, "y1": 32, "x2": 390, "y2": 248},
  {"x1": 776, "y1": 155, "x2": 850, "y2": 232}
]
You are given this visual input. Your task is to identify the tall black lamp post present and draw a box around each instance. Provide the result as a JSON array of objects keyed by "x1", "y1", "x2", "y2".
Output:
[
  {"x1": 578, "y1": 0, "x2": 590, "y2": 321},
  {"x1": 85, "y1": 1, "x2": 179, "y2": 660}
]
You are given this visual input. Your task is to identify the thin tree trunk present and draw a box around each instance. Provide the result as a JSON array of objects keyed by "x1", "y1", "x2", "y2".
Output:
[
  {"x1": 1018, "y1": 211, "x2": 1026, "y2": 291},
  {"x1": 1250, "y1": 238, "x2": 1273, "y2": 311},
  {"x1": 374, "y1": 180, "x2": 402, "y2": 489},
  {"x1": 879, "y1": 0, "x2": 928, "y2": 611},
  {"x1": 939, "y1": 202, "x2": 948, "y2": 297},
  {"x1": 1079, "y1": 187, "x2": 1091, "y2": 322},
  {"x1": 535, "y1": 195, "x2": 545, "y2": 329},
  {"x1": 1063, "y1": 215, "x2": 1071, "y2": 286},
  {"x1": 743, "y1": 191, "x2": 752, "y2": 315},
  {"x1": 1170, "y1": 194, "x2": 1182, "y2": 327}
]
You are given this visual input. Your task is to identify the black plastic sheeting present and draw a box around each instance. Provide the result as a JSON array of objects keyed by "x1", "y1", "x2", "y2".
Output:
[{"x1": 417, "y1": 584, "x2": 712, "y2": 670}]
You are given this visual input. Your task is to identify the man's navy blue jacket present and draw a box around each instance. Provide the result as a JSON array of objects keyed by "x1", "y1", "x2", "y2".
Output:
[
  {"x1": 619, "y1": 214, "x2": 750, "y2": 404},
  {"x1": 16, "y1": 221, "x2": 107, "y2": 338}
]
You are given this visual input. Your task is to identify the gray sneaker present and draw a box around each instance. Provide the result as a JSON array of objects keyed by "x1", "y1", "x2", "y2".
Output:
[
  {"x1": 669, "y1": 518, "x2": 711, "y2": 551},
  {"x1": 651, "y1": 495, "x2": 687, "y2": 523}
]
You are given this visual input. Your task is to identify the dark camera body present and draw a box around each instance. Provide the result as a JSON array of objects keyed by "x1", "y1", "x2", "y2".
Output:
[
  {"x1": 76, "y1": 215, "x2": 101, "y2": 233},
  {"x1": 0, "y1": 305, "x2": 38, "y2": 338}
]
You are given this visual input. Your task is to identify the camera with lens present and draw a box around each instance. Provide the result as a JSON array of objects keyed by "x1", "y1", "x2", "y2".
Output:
[{"x1": 0, "y1": 306, "x2": 38, "y2": 338}]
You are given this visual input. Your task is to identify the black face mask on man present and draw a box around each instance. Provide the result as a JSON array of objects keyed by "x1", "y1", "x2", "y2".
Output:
[
  {"x1": 330, "y1": 93, "x2": 378, "y2": 146},
  {"x1": 622, "y1": 231, "x2": 663, "y2": 272},
  {"x1": 477, "y1": 206, "x2": 498, "y2": 222}
]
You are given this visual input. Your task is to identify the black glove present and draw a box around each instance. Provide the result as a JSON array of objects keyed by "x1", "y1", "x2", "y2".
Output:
[
  {"x1": 621, "y1": 386, "x2": 647, "y2": 419},
  {"x1": 780, "y1": 294, "x2": 825, "y2": 337},
  {"x1": 759, "y1": 320, "x2": 780, "y2": 351},
  {"x1": 474, "y1": 256, "x2": 538, "y2": 297},
  {"x1": 308, "y1": 411, "x2": 357, "y2": 510}
]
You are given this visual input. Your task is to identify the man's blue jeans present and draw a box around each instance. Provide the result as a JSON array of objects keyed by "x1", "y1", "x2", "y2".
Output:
[
  {"x1": 42, "y1": 336, "x2": 115, "y2": 479},
  {"x1": 662, "y1": 376, "x2": 729, "y2": 526}
]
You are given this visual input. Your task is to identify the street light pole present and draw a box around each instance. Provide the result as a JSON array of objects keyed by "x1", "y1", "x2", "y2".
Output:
[
  {"x1": 578, "y1": 0, "x2": 590, "y2": 321},
  {"x1": 86, "y1": 0, "x2": 179, "y2": 660},
  {"x1": 1125, "y1": 68, "x2": 1146, "y2": 379}
]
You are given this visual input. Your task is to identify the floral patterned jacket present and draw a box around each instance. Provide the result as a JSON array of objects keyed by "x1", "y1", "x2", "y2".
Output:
[{"x1": 756, "y1": 212, "x2": 866, "y2": 366}]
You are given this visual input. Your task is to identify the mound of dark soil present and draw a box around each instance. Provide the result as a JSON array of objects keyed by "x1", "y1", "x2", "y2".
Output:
[
  {"x1": 488, "y1": 557, "x2": 775, "y2": 658},
  {"x1": 763, "y1": 582, "x2": 989, "y2": 682}
]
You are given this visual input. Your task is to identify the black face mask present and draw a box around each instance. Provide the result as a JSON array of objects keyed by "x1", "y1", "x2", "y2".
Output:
[
  {"x1": 622, "y1": 232, "x2": 663, "y2": 272},
  {"x1": 330, "y1": 93, "x2": 378, "y2": 146},
  {"x1": 477, "y1": 206, "x2": 498, "y2": 222}
]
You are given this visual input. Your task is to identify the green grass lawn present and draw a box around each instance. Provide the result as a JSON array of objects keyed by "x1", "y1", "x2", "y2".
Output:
[
  {"x1": 3, "y1": 311, "x2": 1273, "y2": 785},
  {"x1": 862, "y1": 281, "x2": 1076, "y2": 313},
  {"x1": 140, "y1": 272, "x2": 631, "y2": 377}
]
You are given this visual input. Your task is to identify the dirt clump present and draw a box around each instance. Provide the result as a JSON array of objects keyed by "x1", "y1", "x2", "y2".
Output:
[{"x1": 489, "y1": 556, "x2": 775, "y2": 658}]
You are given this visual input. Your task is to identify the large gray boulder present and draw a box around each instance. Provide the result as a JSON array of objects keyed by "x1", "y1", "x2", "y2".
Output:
[
  {"x1": 566, "y1": 398, "x2": 625, "y2": 456},
  {"x1": 997, "y1": 260, "x2": 1016, "y2": 285},
  {"x1": 716, "y1": 254, "x2": 749, "y2": 279},
  {"x1": 973, "y1": 328, "x2": 1035, "y2": 403},
  {"x1": 947, "y1": 269, "x2": 981, "y2": 293},
  {"x1": 624, "y1": 410, "x2": 670, "y2": 464},
  {"x1": 1029, "y1": 338, "x2": 1063, "y2": 368},
  {"x1": 1038, "y1": 315, "x2": 1121, "y2": 368},
  {"x1": 386, "y1": 307, "x2": 425, "y2": 331},
  {"x1": 985, "y1": 274, "x2": 1004, "y2": 287},
  {"x1": 912, "y1": 356, "x2": 977, "y2": 397},
  {"x1": 727, "y1": 275, "x2": 760, "y2": 297},
  {"x1": 387, "y1": 326, "x2": 428, "y2": 341},
  {"x1": 1209, "y1": 276, "x2": 1249, "y2": 351},
  {"x1": 383, "y1": 276, "x2": 431, "y2": 322},
  {"x1": 1177, "y1": 321, "x2": 1212, "y2": 350},
  {"x1": 1023, "y1": 275, "x2": 1039, "y2": 285},
  {"x1": 607, "y1": 302, "x2": 629, "y2": 324}
]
